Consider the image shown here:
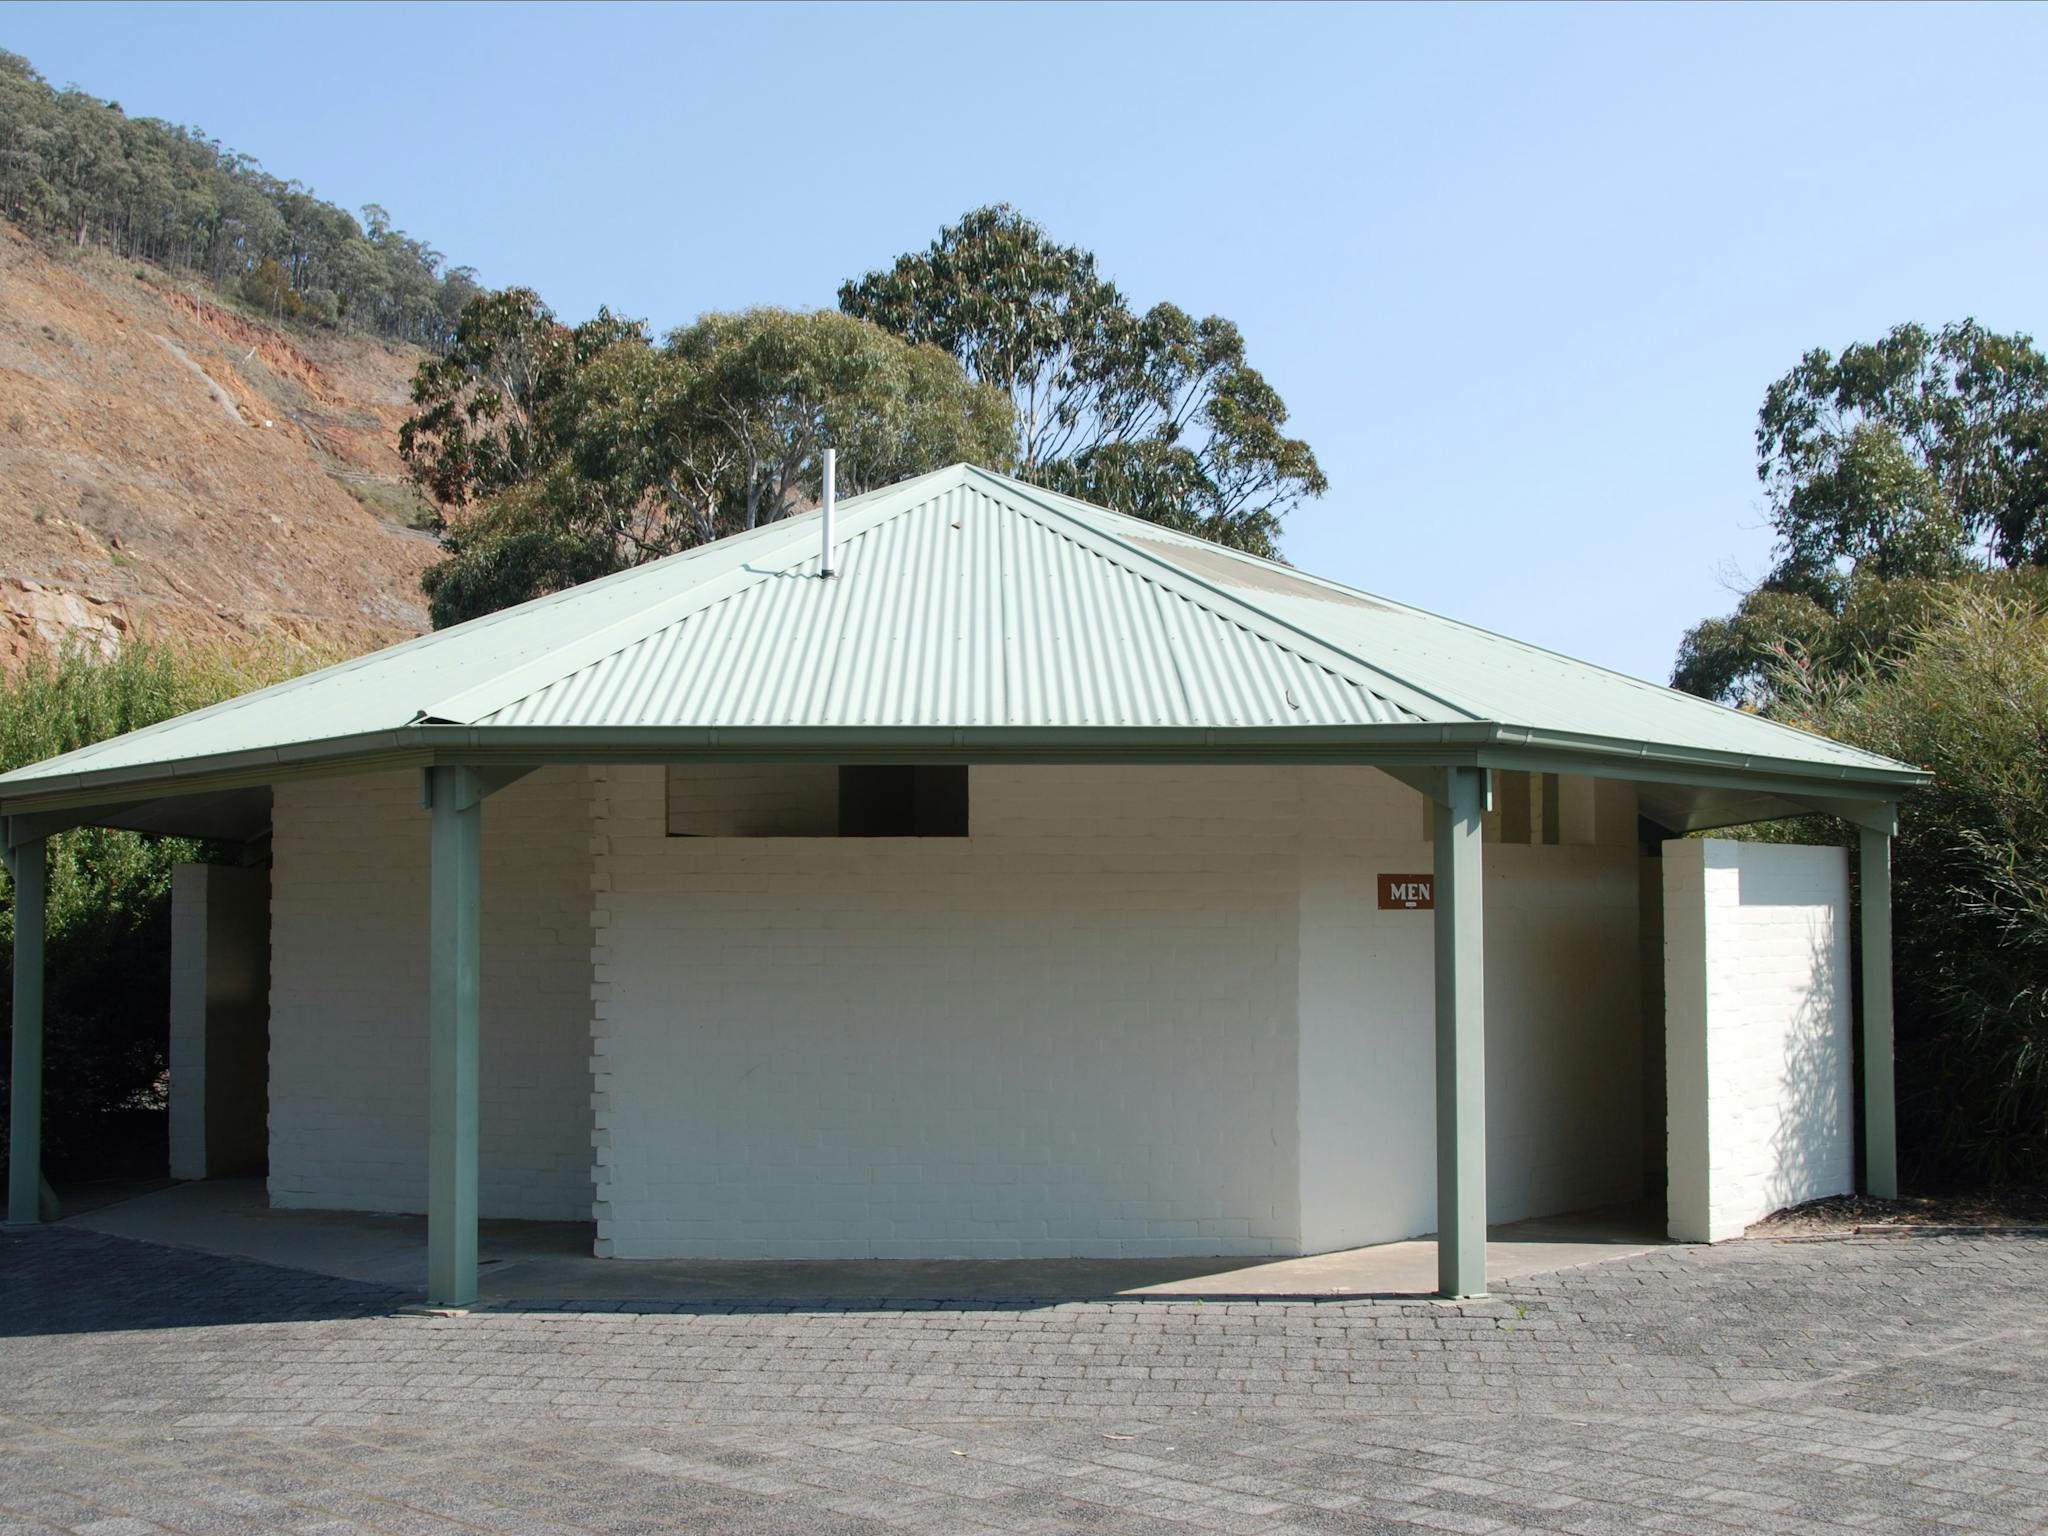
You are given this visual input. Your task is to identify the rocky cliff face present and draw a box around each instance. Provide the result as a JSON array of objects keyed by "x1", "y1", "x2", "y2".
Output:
[{"x1": 0, "y1": 222, "x2": 437, "y2": 665}]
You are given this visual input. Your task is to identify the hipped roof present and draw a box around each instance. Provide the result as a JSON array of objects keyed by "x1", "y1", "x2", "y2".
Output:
[{"x1": 0, "y1": 464, "x2": 1923, "y2": 833}]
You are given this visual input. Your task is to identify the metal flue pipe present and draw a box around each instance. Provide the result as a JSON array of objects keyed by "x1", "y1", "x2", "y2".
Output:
[{"x1": 821, "y1": 448, "x2": 836, "y2": 578}]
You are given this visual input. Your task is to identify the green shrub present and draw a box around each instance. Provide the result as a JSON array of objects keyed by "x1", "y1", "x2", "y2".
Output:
[
  {"x1": 1773, "y1": 592, "x2": 2048, "y2": 1185},
  {"x1": 1, "y1": 638, "x2": 332, "y2": 1175},
  {"x1": 239, "y1": 258, "x2": 303, "y2": 319}
]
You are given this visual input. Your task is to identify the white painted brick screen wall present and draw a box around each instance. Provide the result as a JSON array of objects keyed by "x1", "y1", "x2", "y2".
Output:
[
  {"x1": 268, "y1": 767, "x2": 596, "y2": 1219},
  {"x1": 591, "y1": 765, "x2": 1303, "y2": 1260},
  {"x1": 1663, "y1": 839, "x2": 1853, "y2": 1242}
]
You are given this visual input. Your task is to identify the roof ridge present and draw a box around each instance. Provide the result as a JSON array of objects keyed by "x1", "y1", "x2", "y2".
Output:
[
  {"x1": 419, "y1": 465, "x2": 967, "y2": 726},
  {"x1": 961, "y1": 466, "x2": 1480, "y2": 724}
]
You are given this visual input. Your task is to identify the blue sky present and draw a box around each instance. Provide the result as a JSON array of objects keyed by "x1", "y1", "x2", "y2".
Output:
[{"x1": 8, "y1": 1, "x2": 2045, "y2": 682}]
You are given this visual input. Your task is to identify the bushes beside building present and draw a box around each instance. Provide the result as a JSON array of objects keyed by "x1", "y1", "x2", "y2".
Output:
[
  {"x1": 1772, "y1": 592, "x2": 2048, "y2": 1186},
  {"x1": 0, "y1": 640, "x2": 324, "y2": 1178}
]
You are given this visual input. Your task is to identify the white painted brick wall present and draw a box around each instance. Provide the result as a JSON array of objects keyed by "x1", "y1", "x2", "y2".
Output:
[
  {"x1": 1296, "y1": 769, "x2": 1645, "y2": 1251},
  {"x1": 1295, "y1": 767, "x2": 1435, "y2": 1249},
  {"x1": 168, "y1": 863, "x2": 210, "y2": 1183},
  {"x1": 268, "y1": 767, "x2": 596, "y2": 1219},
  {"x1": 595, "y1": 763, "x2": 1649, "y2": 1260},
  {"x1": 1664, "y1": 839, "x2": 1853, "y2": 1242},
  {"x1": 169, "y1": 863, "x2": 269, "y2": 1180},
  {"x1": 592, "y1": 764, "x2": 1304, "y2": 1260},
  {"x1": 667, "y1": 763, "x2": 838, "y2": 837},
  {"x1": 266, "y1": 758, "x2": 1660, "y2": 1255}
]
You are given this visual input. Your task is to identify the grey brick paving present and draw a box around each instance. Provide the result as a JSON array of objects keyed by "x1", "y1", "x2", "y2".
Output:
[{"x1": 2, "y1": 1227, "x2": 2045, "y2": 1532}]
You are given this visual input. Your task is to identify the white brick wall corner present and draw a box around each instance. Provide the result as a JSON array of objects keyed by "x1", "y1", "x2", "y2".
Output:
[
  {"x1": 1663, "y1": 838, "x2": 1853, "y2": 1242},
  {"x1": 589, "y1": 766, "x2": 618, "y2": 1257}
]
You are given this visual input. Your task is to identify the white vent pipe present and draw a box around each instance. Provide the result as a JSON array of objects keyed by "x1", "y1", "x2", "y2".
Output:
[{"x1": 821, "y1": 448, "x2": 836, "y2": 578}]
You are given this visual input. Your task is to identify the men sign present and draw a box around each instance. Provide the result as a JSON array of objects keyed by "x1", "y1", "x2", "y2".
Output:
[{"x1": 1378, "y1": 873, "x2": 1434, "y2": 910}]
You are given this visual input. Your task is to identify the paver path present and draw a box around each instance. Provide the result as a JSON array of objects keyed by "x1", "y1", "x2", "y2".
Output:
[{"x1": 2, "y1": 1225, "x2": 2044, "y2": 1533}]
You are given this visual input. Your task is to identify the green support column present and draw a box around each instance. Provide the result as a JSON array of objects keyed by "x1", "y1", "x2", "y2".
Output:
[
  {"x1": 5, "y1": 831, "x2": 46, "y2": 1227},
  {"x1": 426, "y1": 766, "x2": 483, "y2": 1308},
  {"x1": 1433, "y1": 767, "x2": 1488, "y2": 1299},
  {"x1": 1859, "y1": 818, "x2": 1898, "y2": 1201}
]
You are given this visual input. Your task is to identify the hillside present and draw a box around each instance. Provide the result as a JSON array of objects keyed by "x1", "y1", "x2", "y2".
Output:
[{"x1": 0, "y1": 221, "x2": 436, "y2": 665}]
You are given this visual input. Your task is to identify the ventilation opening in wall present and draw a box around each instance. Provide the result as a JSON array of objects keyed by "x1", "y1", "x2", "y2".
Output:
[{"x1": 667, "y1": 763, "x2": 969, "y2": 837}]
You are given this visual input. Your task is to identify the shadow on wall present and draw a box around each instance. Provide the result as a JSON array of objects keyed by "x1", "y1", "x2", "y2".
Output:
[{"x1": 1765, "y1": 907, "x2": 1852, "y2": 1215}]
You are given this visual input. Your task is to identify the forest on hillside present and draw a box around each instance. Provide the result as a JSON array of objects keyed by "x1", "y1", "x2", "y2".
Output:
[{"x1": 0, "y1": 50, "x2": 475, "y2": 348}]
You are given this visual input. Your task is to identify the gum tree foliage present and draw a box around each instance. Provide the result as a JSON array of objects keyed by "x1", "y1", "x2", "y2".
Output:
[
  {"x1": 1674, "y1": 565, "x2": 2048, "y2": 709},
  {"x1": 402, "y1": 292, "x2": 1014, "y2": 627},
  {"x1": 1677, "y1": 322, "x2": 2048, "y2": 705},
  {"x1": 0, "y1": 50, "x2": 478, "y2": 347},
  {"x1": 399, "y1": 288, "x2": 648, "y2": 513},
  {"x1": 839, "y1": 204, "x2": 1326, "y2": 559}
]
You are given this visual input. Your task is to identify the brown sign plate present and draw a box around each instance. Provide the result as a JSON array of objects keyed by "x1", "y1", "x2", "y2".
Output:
[{"x1": 1378, "y1": 873, "x2": 1434, "y2": 910}]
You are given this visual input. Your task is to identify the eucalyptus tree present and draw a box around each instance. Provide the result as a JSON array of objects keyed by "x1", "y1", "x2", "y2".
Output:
[
  {"x1": 1676, "y1": 321, "x2": 2048, "y2": 705},
  {"x1": 1760, "y1": 321, "x2": 2048, "y2": 593},
  {"x1": 399, "y1": 287, "x2": 647, "y2": 514},
  {"x1": 661, "y1": 307, "x2": 1014, "y2": 529},
  {"x1": 840, "y1": 203, "x2": 1325, "y2": 557},
  {"x1": 405, "y1": 293, "x2": 1015, "y2": 627}
]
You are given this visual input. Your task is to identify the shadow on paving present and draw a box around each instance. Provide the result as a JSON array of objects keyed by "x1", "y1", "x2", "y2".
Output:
[
  {"x1": 0, "y1": 1226, "x2": 407, "y2": 1336},
  {"x1": 33, "y1": 1216, "x2": 2042, "y2": 1343},
  {"x1": 1, "y1": 1223, "x2": 1517, "y2": 1339},
  {"x1": 63, "y1": 1178, "x2": 1673, "y2": 1307},
  {"x1": 5, "y1": 1224, "x2": 1484, "y2": 1341}
]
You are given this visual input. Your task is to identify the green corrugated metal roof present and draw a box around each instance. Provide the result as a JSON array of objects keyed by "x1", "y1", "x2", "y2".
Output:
[{"x1": 0, "y1": 463, "x2": 1923, "y2": 814}]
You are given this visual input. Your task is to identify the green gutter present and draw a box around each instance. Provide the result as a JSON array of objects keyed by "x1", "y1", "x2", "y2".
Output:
[{"x1": 0, "y1": 720, "x2": 1928, "y2": 822}]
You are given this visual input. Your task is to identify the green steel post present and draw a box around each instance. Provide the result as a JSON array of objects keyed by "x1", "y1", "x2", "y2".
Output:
[
  {"x1": 1433, "y1": 767, "x2": 1488, "y2": 1299},
  {"x1": 427, "y1": 767, "x2": 482, "y2": 1308},
  {"x1": 1859, "y1": 820, "x2": 1898, "y2": 1200},
  {"x1": 5, "y1": 833, "x2": 46, "y2": 1227}
]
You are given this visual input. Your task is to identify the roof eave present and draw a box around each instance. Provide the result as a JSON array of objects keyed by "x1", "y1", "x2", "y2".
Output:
[{"x1": 0, "y1": 720, "x2": 1928, "y2": 825}]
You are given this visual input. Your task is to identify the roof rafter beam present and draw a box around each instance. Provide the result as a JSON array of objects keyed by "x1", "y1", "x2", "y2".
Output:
[
  {"x1": 6, "y1": 801, "x2": 160, "y2": 849},
  {"x1": 1377, "y1": 766, "x2": 1494, "y2": 811},
  {"x1": 1777, "y1": 795, "x2": 1899, "y2": 835},
  {"x1": 419, "y1": 765, "x2": 536, "y2": 813}
]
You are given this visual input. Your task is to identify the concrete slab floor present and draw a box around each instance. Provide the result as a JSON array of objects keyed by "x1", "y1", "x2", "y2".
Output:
[{"x1": 63, "y1": 1179, "x2": 1671, "y2": 1304}]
